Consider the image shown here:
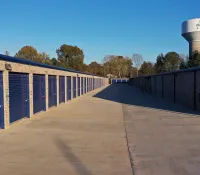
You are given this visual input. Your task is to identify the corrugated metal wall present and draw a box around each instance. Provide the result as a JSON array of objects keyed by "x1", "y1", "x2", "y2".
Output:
[
  {"x1": 129, "y1": 69, "x2": 200, "y2": 112},
  {"x1": 9, "y1": 73, "x2": 29, "y2": 123},
  {"x1": 33, "y1": 74, "x2": 46, "y2": 114},
  {"x1": 163, "y1": 74, "x2": 174, "y2": 102},
  {"x1": 175, "y1": 72, "x2": 194, "y2": 109}
]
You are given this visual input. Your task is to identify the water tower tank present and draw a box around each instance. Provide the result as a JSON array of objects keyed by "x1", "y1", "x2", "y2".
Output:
[{"x1": 182, "y1": 18, "x2": 200, "y2": 57}]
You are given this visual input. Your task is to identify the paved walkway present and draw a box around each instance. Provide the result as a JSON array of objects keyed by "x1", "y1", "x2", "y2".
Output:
[
  {"x1": 1, "y1": 84, "x2": 200, "y2": 175},
  {"x1": 120, "y1": 85, "x2": 200, "y2": 175},
  {"x1": 0, "y1": 86, "x2": 132, "y2": 175}
]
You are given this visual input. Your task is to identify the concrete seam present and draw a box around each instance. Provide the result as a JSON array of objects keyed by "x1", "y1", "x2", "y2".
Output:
[{"x1": 121, "y1": 103, "x2": 135, "y2": 175}]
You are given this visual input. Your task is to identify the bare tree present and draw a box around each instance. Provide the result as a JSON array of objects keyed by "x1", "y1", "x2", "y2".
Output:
[
  {"x1": 4, "y1": 51, "x2": 9, "y2": 56},
  {"x1": 179, "y1": 53, "x2": 189, "y2": 62},
  {"x1": 132, "y1": 53, "x2": 144, "y2": 76}
]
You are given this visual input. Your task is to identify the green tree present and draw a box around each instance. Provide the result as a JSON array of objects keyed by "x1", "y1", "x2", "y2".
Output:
[
  {"x1": 15, "y1": 46, "x2": 40, "y2": 62},
  {"x1": 139, "y1": 62, "x2": 155, "y2": 76},
  {"x1": 154, "y1": 54, "x2": 165, "y2": 73},
  {"x1": 51, "y1": 58, "x2": 60, "y2": 66},
  {"x1": 163, "y1": 52, "x2": 181, "y2": 71},
  {"x1": 56, "y1": 44, "x2": 84, "y2": 71},
  {"x1": 154, "y1": 52, "x2": 182, "y2": 73},
  {"x1": 102, "y1": 55, "x2": 133, "y2": 78},
  {"x1": 88, "y1": 62, "x2": 103, "y2": 76},
  {"x1": 188, "y1": 51, "x2": 200, "y2": 68}
]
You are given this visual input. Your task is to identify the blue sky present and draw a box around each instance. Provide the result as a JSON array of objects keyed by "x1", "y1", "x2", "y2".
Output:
[{"x1": 0, "y1": 0, "x2": 200, "y2": 64}]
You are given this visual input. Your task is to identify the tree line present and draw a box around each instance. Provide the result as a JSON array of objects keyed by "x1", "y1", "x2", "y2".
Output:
[
  {"x1": 4, "y1": 45, "x2": 136, "y2": 78},
  {"x1": 139, "y1": 51, "x2": 200, "y2": 76}
]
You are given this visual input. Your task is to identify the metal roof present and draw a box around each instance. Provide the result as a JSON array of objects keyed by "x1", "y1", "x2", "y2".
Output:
[{"x1": 0, "y1": 54, "x2": 102, "y2": 77}]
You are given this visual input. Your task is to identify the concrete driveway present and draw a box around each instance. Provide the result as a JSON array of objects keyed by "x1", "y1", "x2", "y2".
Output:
[{"x1": 0, "y1": 86, "x2": 132, "y2": 175}]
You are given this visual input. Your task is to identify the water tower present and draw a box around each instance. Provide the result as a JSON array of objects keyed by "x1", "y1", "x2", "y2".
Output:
[{"x1": 182, "y1": 18, "x2": 200, "y2": 57}]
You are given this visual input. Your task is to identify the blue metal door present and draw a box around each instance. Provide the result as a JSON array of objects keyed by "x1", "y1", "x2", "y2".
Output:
[
  {"x1": 9, "y1": 72, "x2": 29, "y2": 123},
  {"x1": 89, "y1": 78, "x2": 91, "y2": 91},
  {"x1": 112, "y1": 79, "x2": 117, "y2": 84},
  {"x1": 93, "y1": 78, "x2": 94, "y2": 90},
  {"x1": 73, "y1": 77, "x2": 76, "y2": 98},
  {"x1": 90, "y1": 78, "x2": 92, "y2": 91},
  {"x1": 33, "y1": 74, "x2": 46, "y2": 114},
  {"x1": 88, "y1": 78, "x2": 90, "y2": 92},
  {"x1": 0, "y1": 72, "x2": 4, "y2": 128},
  {"x1": 84, "y1": 78, "x2": 86, "y2": 94},
  {"x1": 81, "y1": 77, "x2": 83, "y2": 95},
  {"x1": 59, "y1": 76, "x2": 65, "y2": 103},
  {"x1": 78, "y1": 77, "x2": 81, "y2": 96},
  {"x1": 67, "y1": 76, "x2": 72, "y2": 101},
  {"x1": 87, "y1": 78, "x2": 89, "y2": 92},
  {"x1": 48, "y1": 75, "x2": 57, "y2": 107}
]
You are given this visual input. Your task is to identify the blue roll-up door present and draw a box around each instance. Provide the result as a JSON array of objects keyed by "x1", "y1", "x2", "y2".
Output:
[
  {"x1": 48, "y1": 75, "x2": 57, "y2": 108},
  {"x1": 59, "y1": 76, "x2": 65, "y2": 103},
  {"x1": 73, "y1": 77, "x2": 76, "y2": 98},
  {"x1": 84, "y1": 78, "x2": 86, "y2": 94},
  {"x1": 90, "y1": 78, "x2": 92, "y2": 91},
  {"x1": 81, "y1": 77, "x2": 83, "y2": 95},
  {"x1": 78, "y1": 77, "x2": 81, "y2": 96},
  {"x1": 9, "y1": 72, "x2": 29, "y2": 123},
  {"x1": 0, "y1": 72, "x2": 4, "y2": 128},
  {"x1": 87, "y1": 78, "x2": 89, "y2": 93},
  {"x1": 93, "y1": 78, "x2": 94, "y2": 90},
  {"x1": 67, "y1": 76, "x2": 72, "y2": 101},
  {"x1": 88, "y1": 78, "x2": 90, "y2": 92},
  {"x1": 33, "y1": 74, "x2": 46, "y2": 114},
  {"x1": 87, "y1": 78, "x2": 89, "y2": 92},
  {"x1": 112, "y1": 79, "x2": 117, "y2": 84}
]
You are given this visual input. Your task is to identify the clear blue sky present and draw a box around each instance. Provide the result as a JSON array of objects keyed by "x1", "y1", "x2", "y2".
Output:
[{"x1": 0, "y1": 0, "x2": 199, "y2": 64}]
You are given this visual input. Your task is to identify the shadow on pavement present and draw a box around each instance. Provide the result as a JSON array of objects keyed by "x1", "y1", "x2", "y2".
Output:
[
  {"x1": 93, "y1": 84, "x2": 200, "y2": 116},
  {"x1": 55, "y1": 138, "x2": 92, "y2": 175}
]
